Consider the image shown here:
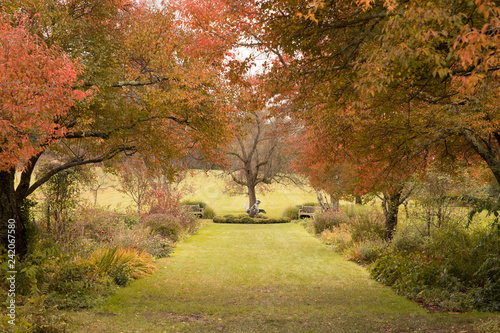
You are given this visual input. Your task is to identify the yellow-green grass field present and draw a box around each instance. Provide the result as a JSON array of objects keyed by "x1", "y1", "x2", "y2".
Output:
[
  {"x1": 67, "y1": 223, "x2": 498, "y2": 332},
  {"x1": 181, "y1": 171, "x2": 318, "y2": 217}
]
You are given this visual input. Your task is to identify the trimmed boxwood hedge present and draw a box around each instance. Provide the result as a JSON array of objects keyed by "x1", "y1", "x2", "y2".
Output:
[{"x1": 213, "y1": 215, "x2": 290, "y2": 224}]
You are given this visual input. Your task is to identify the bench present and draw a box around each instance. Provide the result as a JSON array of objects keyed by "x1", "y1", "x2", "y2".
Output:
[
  {"x1": 298, "y1": 205, "x2": 320, "y2": 219},
  {"x1": 183, "y1": 204, "x2": 205, "y2": 218}
]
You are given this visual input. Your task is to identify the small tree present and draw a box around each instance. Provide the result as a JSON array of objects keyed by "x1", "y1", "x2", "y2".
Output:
[
  {"x1": 87, "y1": 168, "x2": 113, "y2": 206},
  {"x1": 115, "y1": 156, "x2": 152, "y2": 217}
]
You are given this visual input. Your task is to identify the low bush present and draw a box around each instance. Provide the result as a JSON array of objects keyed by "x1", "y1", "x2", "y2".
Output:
[
  {"x1": 319, "y1": 225, "x2": 352, "y2": 252},
  {"x1": 213, "y1": 215, "x2": 290, "y2": 224},
  {"x1": 302, "y1": 202, "x2": 319, "y2": 207},
  {"x1": 74, "y1": 205, "x2": 126, "y2": 244},
  {"x1": 47, "y1": 260, "x2": 116, "y2": 309},
  {"x1": 142, "y1": 214, "x2": 183, "y2": 242},
  {"x1": 313, "y1": 210, "x2": 349, "y2": 234},
  {"x1": 349, "y1": 211, "x2": 385, "y2": 242},
  {"x1": 282, "y1": 205, "x2": 299, "y2": 220},
  {"x1": 345, "y1": 239, "x2": 386, "y2": 264},
  {"x1": 369, "y1": 220, "x2": 500, "y2": 312},
  {"x1": 121, "y1": 214, "x2": 139, "y2": 229},
  {"x1": 112, "y1": 226, "x2": 174, "y2": 259},
  {"x1": 390, "y1": 222, "x2": 425, "y2": 254}
]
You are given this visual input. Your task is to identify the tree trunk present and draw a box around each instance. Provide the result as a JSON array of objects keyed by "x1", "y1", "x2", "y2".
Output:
[
  {"x1": 331, "y1": 196, "x2": 340, "y2": 210},
  {"x1": 462, "y1": 130, "x2": 500, "y2": 185},
  {"x1": 355, "y1": 196, "x2": 362, "y2": 205},
  {"x1": 0, "y1": 171, "x2": 27, "y2": 259},
  {"x1": 248, "y1": 184, "x2": 257, "y2": 208},
  {"x1": 381, "y1": 190, "x2": 402, "y2": 241}
]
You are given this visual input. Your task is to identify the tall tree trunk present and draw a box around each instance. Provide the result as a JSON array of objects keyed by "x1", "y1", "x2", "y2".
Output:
[
  {"x1": 0, "y1": 171, "x2": 27, "y2": 259},
  {"x1": 381, "y1": 190, "x2": 402, "y2": 241},
  {"x1": 248, "y1": 184, "x2": 257, "y2": 208}
]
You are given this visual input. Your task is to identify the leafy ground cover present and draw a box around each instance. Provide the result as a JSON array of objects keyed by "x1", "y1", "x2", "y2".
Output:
[{"x1": 66, "y1": 222, "x2": 496, "y2": 332}]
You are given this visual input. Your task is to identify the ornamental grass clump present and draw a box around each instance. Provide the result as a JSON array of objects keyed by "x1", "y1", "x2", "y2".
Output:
[
  {"x1": 86, "y1": 247, "x2": 157, "y2": 286},
  {"x1": 319, "y1": 224, "x2": 352, "y2": 252}
]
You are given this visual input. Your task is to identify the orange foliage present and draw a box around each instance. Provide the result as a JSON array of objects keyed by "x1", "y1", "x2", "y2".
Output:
[{"x1": 0, "y1": 13, "x2": 89, "y2": 171}]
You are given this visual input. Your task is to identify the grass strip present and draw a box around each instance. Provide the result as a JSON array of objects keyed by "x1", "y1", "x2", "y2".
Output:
[{"x1": 67, "y1": 223, "x2": 495, "y2": 332}]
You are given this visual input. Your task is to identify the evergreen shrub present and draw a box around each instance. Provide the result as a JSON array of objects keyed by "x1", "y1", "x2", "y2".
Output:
[{"x1": 213, "y1": 215, "x2": 290, "y2": 224}]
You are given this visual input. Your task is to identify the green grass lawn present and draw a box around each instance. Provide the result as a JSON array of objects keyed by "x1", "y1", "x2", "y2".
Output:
[{"x1": 66, "y1": 222, "x2": 495, "y2": 332}]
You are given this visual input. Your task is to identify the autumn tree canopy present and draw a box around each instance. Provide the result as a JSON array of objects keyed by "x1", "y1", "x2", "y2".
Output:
[
  {"x1": 179, "y1": 0, "x2": 500, "y2": 238},
  {"x1": 0, "y1": 13, "x2": 88, "y2": 170},
  {"x1": 0, "y1": 0, "x2": 236, "y2": 256}
]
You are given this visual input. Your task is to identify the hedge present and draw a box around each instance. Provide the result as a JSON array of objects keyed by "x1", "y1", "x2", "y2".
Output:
[{"x1": 213, "y1": 215, "x2": 290, "y2": 224}]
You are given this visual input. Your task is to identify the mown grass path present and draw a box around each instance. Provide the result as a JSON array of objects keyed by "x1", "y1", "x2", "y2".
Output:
[{"x1": 69, "y1": 223, "x2": 490, "y2": 332}]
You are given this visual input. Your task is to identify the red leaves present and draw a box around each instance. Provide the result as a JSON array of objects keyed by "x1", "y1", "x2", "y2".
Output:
[{"x1": 0, "y1": 12, "x2": 89, "y2": 171}]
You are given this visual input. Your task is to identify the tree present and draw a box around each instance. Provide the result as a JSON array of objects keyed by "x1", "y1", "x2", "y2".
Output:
[
  {"x1": 87, "y1": 168, "x2": 112, "y2": 207},
  {"x1": 182, "y1": 0, "x2": 500, "y2": 238},
  {"x1": 115, "y1": 156, "x2": 152, "y2": 217},
  {"x1": 226, "y1": 110, "x2": 295, "y2": 208},
  {"x1": 0, "y1": 12, "x2": 88, "y2": 255},
  {"x1": 290, "y1": 120, "x2": 417, "y2": 240},
  {"x1": 1, "y1": 1, "x2": 235, "y2": 257}
]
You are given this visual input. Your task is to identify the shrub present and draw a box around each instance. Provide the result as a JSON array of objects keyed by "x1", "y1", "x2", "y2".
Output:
[
  {"x1": 422, "y1": 221, "x2": 495, "y2": 286},
  {"x1": 73, "y1": 205, "x2": 126, "y2": 244},
  {"x1": 319, "y1": 225, "x2": 352, "y2": 252},
  {"x1": 112, "y1": 226, "x2": 174, "y2": 259},
  {"x1": 349, "y1": 211, "x2": 385, "y2": 242},
  {"x1": 313, "y1": 210, "x2": 349, "y2": 234},
  {"x1": 47, "y1": 260, "x2": 115, "y2": 309},
  {"x1": 345, "y1": 240, "x2": 385, "y2": 264},
  {"x1": 142, "y1": 214, "x2": 183, "y2": 242},
  {"x1": 369, "y1": 250, "x2": 484, "y2": 312},
  {"x1": 282, "y1": 205, "x2": 299, "y2": 220},
  {"x1": 212, "y1": 215, "x2": 290, "y2": 224},
  {"x1": 121, "y1": 214, "x2": 139, "y2": 229},
  {"x1": 472, "y1": 255, "x2": 500, "y2": 312},
  {"x1": 203, "y1": 206, "x2": 217, "y2": 219},
  {"x1": 390, "y1": 222, "x2": 425, "y2": 254}
]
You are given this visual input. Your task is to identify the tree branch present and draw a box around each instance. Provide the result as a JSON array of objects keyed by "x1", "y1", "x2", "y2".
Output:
[{"x1": 25, "y1": 146, "x2": 136, "y2": 197}]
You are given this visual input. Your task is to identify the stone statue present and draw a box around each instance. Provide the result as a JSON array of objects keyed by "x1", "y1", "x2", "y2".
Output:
[{"x1": 245, "y1": 199, "x2": 267, "y2": 218}]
